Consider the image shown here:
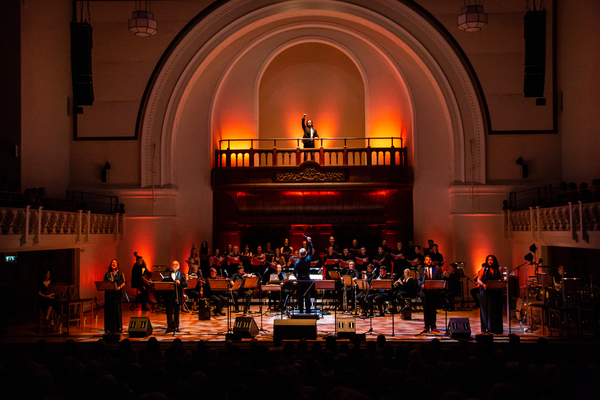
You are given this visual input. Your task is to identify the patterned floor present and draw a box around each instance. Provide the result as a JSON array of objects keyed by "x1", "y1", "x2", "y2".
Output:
[{"x1": 2, "y1": 302, "x2": 546, "y2": 344}]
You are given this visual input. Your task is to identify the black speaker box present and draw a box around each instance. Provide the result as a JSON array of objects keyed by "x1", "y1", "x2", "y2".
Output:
[
  {"x1": 232, "y1": 316, "x2": 259, "y2": 338},
  {"x1": 447, "y1": 317, "x2": 471, "y2": 339},
  {"x1": 523, "y1": 10, "x2": 547, "y2": 98},
  {"x1": 336, "y1": 316, "x2": 356, "y2": 339},
  {"x1": 128, "y1": 317, "x2": 152, "y2": 337},
  {"x1": 71, "y1": 22, "x2": 94, "y2": 106},
  {"x1": 273, "y1": 318, "x2": 317, "y2": 340}
]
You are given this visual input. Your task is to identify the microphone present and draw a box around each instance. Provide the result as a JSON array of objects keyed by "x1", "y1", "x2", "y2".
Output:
[{"x1": 263, "y1": 266, "x2": 270, "y2": 275}]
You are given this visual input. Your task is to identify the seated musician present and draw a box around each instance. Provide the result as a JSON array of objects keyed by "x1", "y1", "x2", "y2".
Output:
[
  {"x1": 393, "y1": 268, "x2": 417, "y2": 304},
  {"x1": 553, "y1": 265, "x2": 564, "y2": 290},
  {"x1": 131, "y1": 252, "x2": 153, "y2": 311},
  {"x1": 230, "y1": 265, "x2": 253, "y2": 314},
  {"x1": 366, "y1": 266, "x2": 392, "y2": 317},
  {"x1": 358, "y1": 264, "x2": 376, "y2": 317},
  {"x1": 204, "y1": 267, "x2": 227, "y2": 316},
  {"x1": 268, "y1": 264, "x2": 292, "y2": 311},
  {"x1": 440, "y1": 263, "x2": 461, "y2": 311},
  {"x1": 342, "y1": 260, "x2": 360, "y2": 308},
  {"x1": 372, "y1": 246, "x2": 391, "y2": 272}
]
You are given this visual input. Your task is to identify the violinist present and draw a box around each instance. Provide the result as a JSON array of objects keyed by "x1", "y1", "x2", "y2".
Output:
[
  {"x1": 230, "y1": 265, "x2": 253, "y2": 314},
  {"x1": 131, "y1": 253, "x2": 153, "y2": 311},
  {"x1": 477, "y1": 255, "x2": 503, "y2": 334},
  {"x1": 440, "y1": 263, "x2": 461, "y2": 311}
]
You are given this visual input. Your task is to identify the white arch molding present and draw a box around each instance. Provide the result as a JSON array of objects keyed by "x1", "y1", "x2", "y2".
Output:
[{"x1": 139, "y1": 0, "x2": 487, "y2": 188}]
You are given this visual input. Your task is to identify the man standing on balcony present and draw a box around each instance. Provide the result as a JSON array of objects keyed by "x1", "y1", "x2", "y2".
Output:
[{"x1": 302, "y1": 114, "x2": 319, "y2": 161}]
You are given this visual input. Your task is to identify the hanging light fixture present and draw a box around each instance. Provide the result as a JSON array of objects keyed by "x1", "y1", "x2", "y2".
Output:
[
  {"x1": 128, "y1": 0, "x2": 157, "y2": 37},
  {"x1": 458, "y1": 0, "x2": 488, "y2": 32}
]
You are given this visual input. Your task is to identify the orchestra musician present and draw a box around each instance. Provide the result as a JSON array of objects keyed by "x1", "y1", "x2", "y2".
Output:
[
  {"x1": 393, "y1": 268, "x2": 417, "y2": 304},
  {"x1": 293, "y1": 236, "x2": 314, "y2": 313},
  {"x1": 131, "y1": 252, "x2": 154, "y2": 311},
  {"x1": 162, "y1": 260, "x2": 188, "y2": 333},
  {"x1": 417, "y1": 255, "x2": 443, "y2": 335},
  {"x1": 358, "y1": 264, "x2": 376, "y2": 316},
  {"x1": 230, "y1": 265, "x2": 253, "y2": 314},
  {"x1": 269, "y1": 264, "x2": 292, "y2": 311},
  {"x1": 342, "y1": 260, "x2": 360, "y2": 308},
  {"x1": 478, "y1": 255, "x2": 503, "y2": 334},
  {"x1": 440, "y1": 263, "x2": 461, "y2": 311},
  {"x1": 367, "y1": 265, "x2": 392, "y2": 317},
  {"x1": 104, "y1": 259, "x2": 126, "y2": 335},
  {"x1": 204, "y1": 267, "x2": 228, "y2": 316},
  {"x1": 186, "y1": 247, "x2": 200, "y2": 277}
]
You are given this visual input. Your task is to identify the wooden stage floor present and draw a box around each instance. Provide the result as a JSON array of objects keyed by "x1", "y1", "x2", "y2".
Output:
[{"x1": 0, "y1": 302, "x2": 550, "y2": 345}]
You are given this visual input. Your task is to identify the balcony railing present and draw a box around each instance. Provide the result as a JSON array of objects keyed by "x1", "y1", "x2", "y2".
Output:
[
  {"x1": 505, "y1": 201, "x2": 600, "y2": 243},
  {"x1": 215, "y1": 137, "x2": 407, "y2": 168},
  {"x1": 0, "y1": 205, "x2": 123, "y2": 246}
]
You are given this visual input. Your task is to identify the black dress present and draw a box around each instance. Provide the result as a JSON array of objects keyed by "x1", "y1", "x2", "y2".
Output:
[
  {"x1": 479, "y1": 267, "x2": 503, "y2": 334},
  {"x1": 37, "y1": 281, "x2": 59, "y2": 314},
  {"x1": 104, "y1": 270, "x2": 125, "y2": 334}
]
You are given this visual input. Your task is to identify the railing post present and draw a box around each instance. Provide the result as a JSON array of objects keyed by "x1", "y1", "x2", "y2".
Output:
[
  {"x1": 296, "y1": 142, "x2": 301, "y2": 165},
  {"x1": 343, "y1": 144, "x2": 348, "y2": 166},
  {"x1": 529, "y1": 207, "x2": 534, "y2": 238},
  {"x1": 21, "y1": 205, "x2": 30, "y2": 245},
  {"x1": 366, "y1": 144, "x2": 372, "y2": 166},
  {"x1": 226, "y1": 150, "x2": 231, "y2": 167},
  {"x1": 77, "y1": 210, "x2": 82, "y2": 243},
  {"x1": 272, "y1": 147, "x2": 278, "y2": 166},
  {"x1": 568, "y1": 202, "x2": 575, "y2": 241},
  {"x1": 249, "y1": 149, "x2": 254, "y2": 167},
  {"x1": 319, "y1": 142, "x2": 324, "y2": 165},
  {"x1": 86, "y1": 211, "x2": 91, "y2": 243},
  {"x1": 34, "y1": 206, "x2": 43, "y2": 244}
]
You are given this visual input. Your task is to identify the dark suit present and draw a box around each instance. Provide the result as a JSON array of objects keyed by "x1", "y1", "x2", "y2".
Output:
[
  {"x1": 301, "y1": 117, "x2": 318, "y2": 161},
  {"x1": 418, "y1": 265, "x2": 443, "y2": 331},
  {"x1": 162, "y1": 270, "x2": 187, "y2": 330},
  {"x1": 293, "y1": 242, "x2": 314, "y2": 312}
]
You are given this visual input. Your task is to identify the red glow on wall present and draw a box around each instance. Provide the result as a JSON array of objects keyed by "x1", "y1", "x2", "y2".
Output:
[{"x1": 286, "y1": 191, "x2": 339, "y2": 196}]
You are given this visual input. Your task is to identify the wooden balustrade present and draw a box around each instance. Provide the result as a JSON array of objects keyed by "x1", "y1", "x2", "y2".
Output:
[{"x1": 214, "y1": 137, "x2": 407, "y2": 168}]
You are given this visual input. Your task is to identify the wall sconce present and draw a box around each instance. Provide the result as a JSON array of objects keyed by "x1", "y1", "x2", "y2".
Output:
[
  {"x1": 516, "y1": 157, "x2": 528, "y2": 178},
  {"x1": 101, "y1": 162, "x2": 111, "y2": 183}
]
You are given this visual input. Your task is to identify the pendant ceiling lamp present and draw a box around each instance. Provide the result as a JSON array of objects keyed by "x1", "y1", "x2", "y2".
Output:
[
  {"x1": 128, "y1": 0, "x2": 157, "y2": 37},
  {"x1": 458, "y1": 0, "x2": 488, "y2": 32}
]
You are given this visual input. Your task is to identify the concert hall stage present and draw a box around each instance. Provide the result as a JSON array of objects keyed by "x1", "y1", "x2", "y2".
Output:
[{"x1": 0, "y1": 304, "x2": 550, "y2": 345}]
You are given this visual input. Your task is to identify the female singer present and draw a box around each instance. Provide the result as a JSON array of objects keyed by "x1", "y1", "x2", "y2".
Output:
[
  {"x1": 199, "y1": 241, "x2": 211, "y2": 277},
  {"x1": 241, "y1": 244, "x2": 253, "y2": 273},
  {"x1": 280, "y1": 238, "x2": 293, "y2": 260},
  {"x1": 186, "y1": 246, "x2": 200, "y2": 276},
  {"x1": 273, "y1": 247, "x2": 286, "y2": 267},
  {"x1": 104, "y1": 259, "x2": 126, "y2": 335},
  {"x1": 477, "y1": 255, "x2": 503, "y2": 334},
  {"x1": 37, "y1": 270, "x2": 59, "y2": 325}
]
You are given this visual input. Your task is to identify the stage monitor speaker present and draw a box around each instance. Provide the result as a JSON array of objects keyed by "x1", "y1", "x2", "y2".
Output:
[
  {"x1": 336, "y1": 316, "x2": 356, "y2": 339},
  {"x1": 447, "y1": 317, "x2": 471, "y2": 339},
  {"x1": 71, "y1": 22, "x2": 94, "y2": 106},
  {"x1": 273, "y1": 319, "x2": 317, "y2": 340},
  {"x1": 128, "y1": 317, "x2": 152, "y2": 337},
  {"x1": 233, "y1": 316, "x2": 259, "y2": 338},
  {"x1": 523, "y1": 10, "x2": 547, "y2": 98}
]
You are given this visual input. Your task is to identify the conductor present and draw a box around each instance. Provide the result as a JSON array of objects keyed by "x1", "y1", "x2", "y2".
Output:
[
  {"x1": 302, "y1": 114, "x2": 319, "y2": 160},
  {"x1": 293, "y1": 236, "x2": 314, "y2": 313}
]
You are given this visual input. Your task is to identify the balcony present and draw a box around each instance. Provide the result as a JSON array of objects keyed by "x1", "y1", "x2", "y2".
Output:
[
  {"x1": 0, "y1": 206, "x2": 123, "y2": 252},
  {"x1": 212, "y1": 137, "x2": 412, "y2": 189}
]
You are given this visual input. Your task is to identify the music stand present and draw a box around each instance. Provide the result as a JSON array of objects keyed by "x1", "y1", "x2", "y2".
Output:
[
  {"x1": 371, "y1": 280, "x2": 395, "y2": 336},
  {"x1": 211, "y1": 278, "x2": 233, "y2": 334},
  {"x1": 422, "y1": 280, "x2": 448, "y2": 335}
]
